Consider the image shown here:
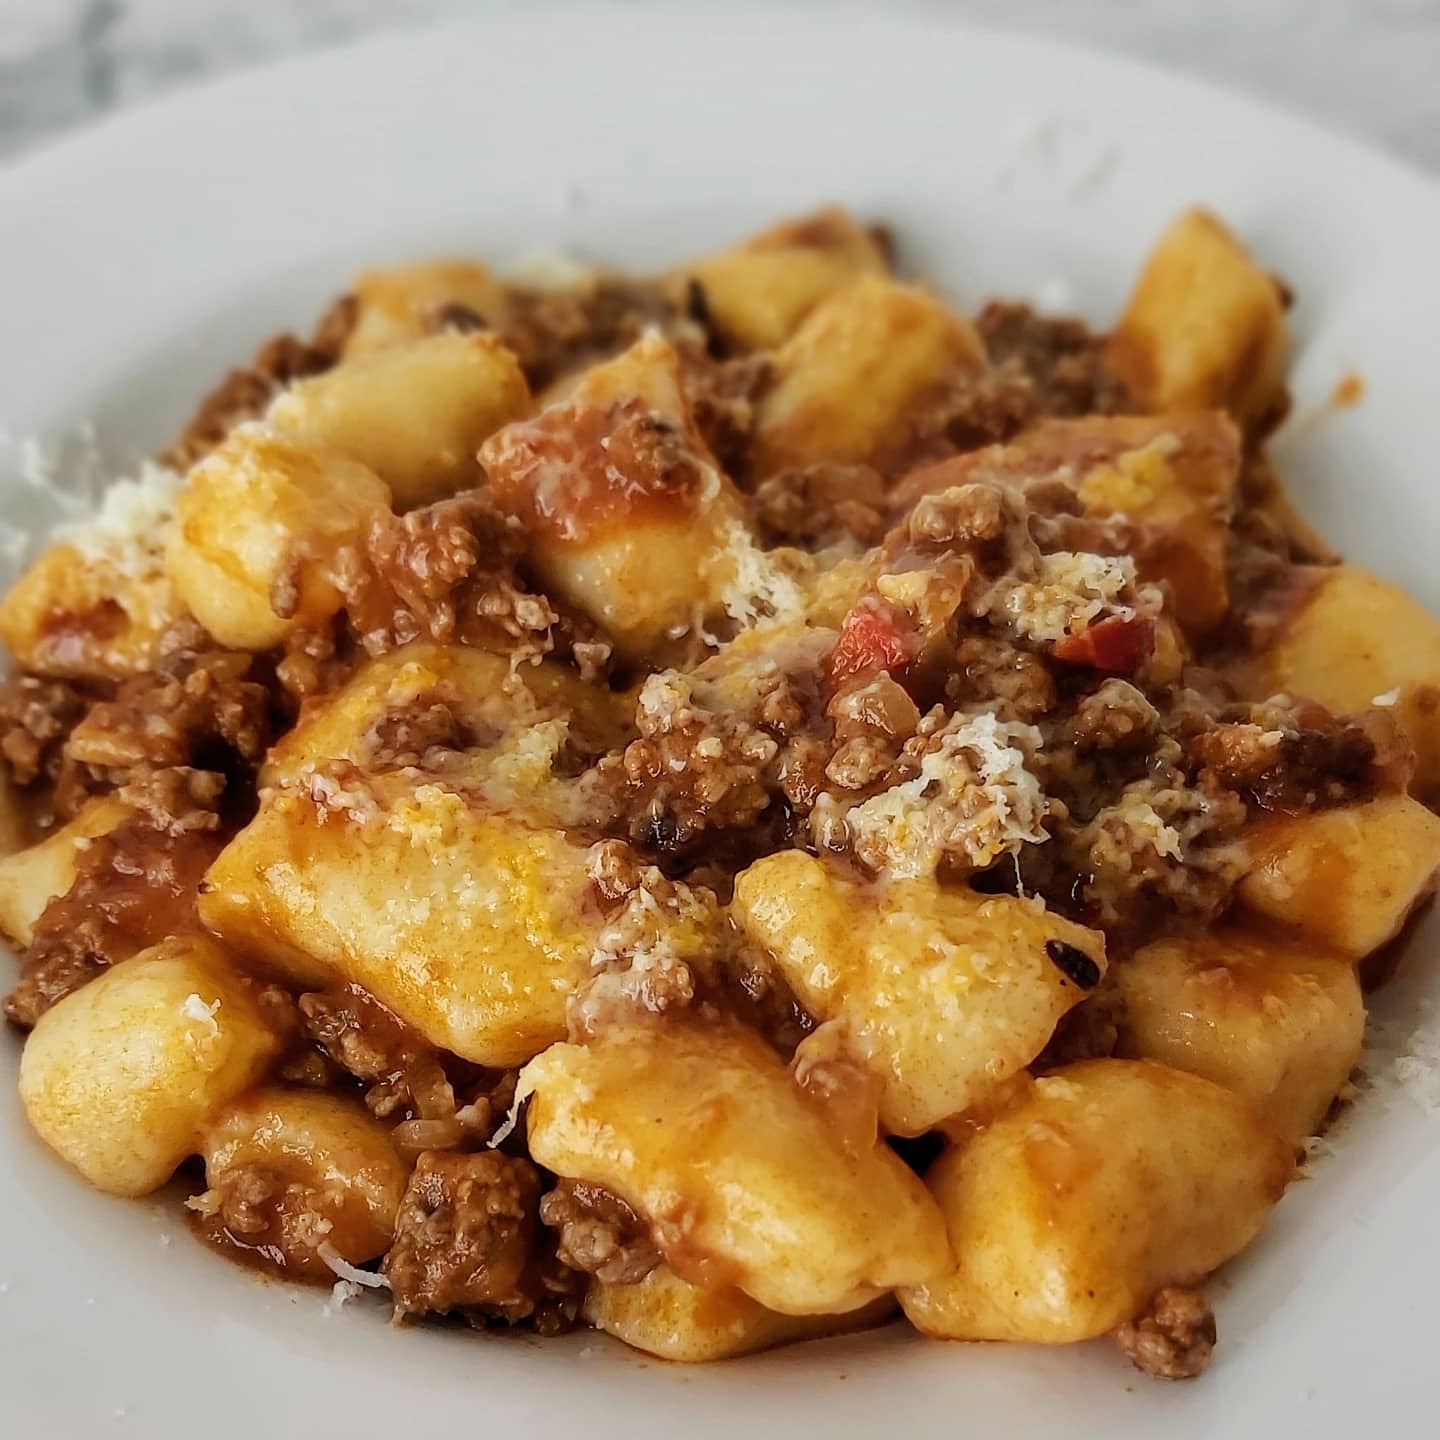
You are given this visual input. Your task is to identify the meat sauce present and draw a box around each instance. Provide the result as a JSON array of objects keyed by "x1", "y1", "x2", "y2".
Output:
[{"x1": 2, "y1": 216, "x2": 1432, "y2": 1378}]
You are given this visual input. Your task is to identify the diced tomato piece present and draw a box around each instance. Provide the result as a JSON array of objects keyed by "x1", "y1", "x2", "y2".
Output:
[
  {"x1": 1052, "y1": 613, "x2": 1156, "y2": 673},
  {"x1": 829, "y1": 601, "x2": 913, "y2": 686}
]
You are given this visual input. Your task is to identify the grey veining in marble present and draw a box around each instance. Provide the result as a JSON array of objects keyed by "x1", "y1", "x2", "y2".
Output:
[{"x1": 2, "y1": 0, "x2": 1439, "y2": 174}]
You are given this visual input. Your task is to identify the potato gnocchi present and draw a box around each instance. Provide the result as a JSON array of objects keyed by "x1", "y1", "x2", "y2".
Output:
[{"x1": 1, "y1": 206, "x2": 1435, "y2": 1380}]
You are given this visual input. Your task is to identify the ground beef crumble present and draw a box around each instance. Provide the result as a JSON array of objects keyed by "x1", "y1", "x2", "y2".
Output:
[
  {"x1": 297, "y1": 984, "x2": 512, "y2": 1145},
  {"x1": 189, "y1": 1161, "x2": 348, "y2": 1283},
  {"x1": 976, "y1": 300, "x2": 1131, "y2": 419},
  {"x1": 1114, "y1": 1286, "x2": 1217, "y2": 1379},
  {"x1": 750, "y1": 464, "x2": 890, "y2": 551},
  {"x1": 539, "y1": 1178, "x2": 660, "y2": 1285},
  {"x1": 4, "y1": 809, "x2": 223, "y2": 1027},
  {"x1": 495, "y1": 278, "x2": 693, "y2": 392},
  {"x1": 56, "y1": 644, "x2": 270, "y2": 811},
  {"x1": 0, "y1": 674, "x2": 87, "y2": 787},
  {"x1": 384, "y1": 1151, "x2": 583, "y2": 1332},
  {"x1": 584, "y1": 670, "x2": 782, "y2": 857}
]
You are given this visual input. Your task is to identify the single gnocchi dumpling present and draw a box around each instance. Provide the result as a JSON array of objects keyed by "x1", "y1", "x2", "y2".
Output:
[
  {"x1": 18, "y1": 936, "x2": 280, "y2": 1197},
  {"x1": 900, "y1": 1059, "x2": 1295, "y2": 1344},
  {"x1": 1107, "y1": 207, "x2": 1290, "y2": 430},
  {"x1": 670, "y1": 207, "x2": 890, "y2": 353},
  {"x1": 1236, "y1": 794, "x2": 1440, "y2": 960},
  {"x1": 520, "y1": 1015, "x2": 950, "y2": 1316},
  {"x1": 201, "y1": 778, "x2": 597, "y2": 1064},
  {"x1": 482, "y1": 332, "x2": 800, "y2": 660},
  {"x1": 268, "y1": 331, "x2": 530, "y2": 510},
  {"x1": 753, "y1": 275, "x2": 985, "y2": 477},
  {"x1": 260, "y1": 639, "x2": 631, "y2": 794},
  {"x1": 166, "y1": 424, "x2": 391, "y2": 651},
  {"x1": 584, "y1": 1263, "x2": 897, "y2": 1363},
  {"x1": 732, "y1": 850, "x2": 1107, "y2": 1135},
  {"x1": 0, "y1": 796, "x2": 133, "y2": 948},
  {"x1": 195, "y1": 1087, "x2": 408, "y2": 1279},
  {"x1": 0, "y1": 464, "x2": 187, "y2": 681},
  {"x1": 1247, "y1": 564, "x2": 1440, "y2": 802},
  {"x1": 1116, "y1": 927, "x2": 1363, "y2": 1143},
  {"x1": 342, "y1": 257, "x2": 509, "y2": 357}
]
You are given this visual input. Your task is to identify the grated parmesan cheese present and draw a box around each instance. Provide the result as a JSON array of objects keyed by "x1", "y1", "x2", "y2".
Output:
[
  {"x1": 1120, "y1": 801, "x2": 1184, "y2": 860},
  {"x1": 324, "y1": 1279, "x2": 364, "y2": 1314},
  {"x1": 53, "y1": 460, "x2": 183, "y2": 580},
  {"x1": 715, "y1": 519, "x2": 807, "y2": 632},
  {"x1": 506, "y1": 249, "x2": 597, "y2": 291},
  {"x1": 316, "y1": 1244, "x2": 390, "y2": 1290},
  {"x1": 844, "y1": 711, "x2": 1049, "y2": 878},
  {"x1": 181, "y1": 993, "x2": 221, "y2": 1040},
  {"x1": 988, "y1": 550, "x2": 1135, "y2": 643},
  {"x1": 488, "y1": 1075, "x2": 533, "y2": 1148},
  {"x1": 1394, "y1": 1039, "x2": 1440, "y2": 1111}
]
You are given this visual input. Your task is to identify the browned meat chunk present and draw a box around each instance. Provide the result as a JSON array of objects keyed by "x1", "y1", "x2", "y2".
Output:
[
  {"x1": 4, "y1": 809, "x2": 223, "y2": 1027},
  {"x1": 539, "y1": 1178, "x2": 661, "y2": 1285},
  {"x1": 1113, "y1": 1286, "x2": 1217, "y2": 1379},
  {"x1": 384, "y1": 1152, "x2": 548, "y2": 1321},
  {"x1": 0, "y1": 674, "x2": 86, "y2": 787},
  {"x1": 976, "y1": 301, "x2": 1130, "y2": 419}
]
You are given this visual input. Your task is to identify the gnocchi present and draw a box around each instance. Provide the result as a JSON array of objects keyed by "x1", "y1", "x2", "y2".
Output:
[
  {"x1": 1247, "y1": 564, "x2": 1440, "y2": 802},
  {"x1": 733, "y1": 850, "x2": 1107, "y2": 1134},
  {"x1": 200, "y1": 779, "x2": 597, "y2": 1063},
  {"x1": 521, "y1": 1016, "x2": 950, "y2": 1315},
  {"x1": 753, "y1": 275, "x2": 985, "y2": 476},
  {"x1": 671, "y1": 206, "x2": 890, "y2": 352},
  {"x1": 1107, "y1": 207, "x2": 1290, "y2": 429},
  {"x1": 269, "y1": 331, "x2": 530, "y2": 510},
  {"x1": 19, "y1": 937, "x2": 280, "y2": 1196},
  {"x1": 167, "y1": 424, "x2": 391, "y2": 650},
  {"x1": 196, "y1": 1087, "x2": 408, "y2": 1278},
  {"x1": 900, "y1": 1060, "x2": 1295, "y2": 1343},
  {"x1": 584, "y1": 1264, "x2": 897, "y2": 1362},
  {"x1": 1, "y1": 205, "x2": 1433, "y2": 1380},
  {"x1": 482, "y1": 332, "x2": 782, "y2": 659},
  {"x1": 1116, "y1": 927, "x2": 1363, "y2": 1143},
  {"x1": 1236, "y1": 795, "x2": 1440, "y2": 960}
]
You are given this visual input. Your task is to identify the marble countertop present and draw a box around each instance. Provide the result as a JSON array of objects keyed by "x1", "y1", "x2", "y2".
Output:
[{"x1": 2, "y1": 0, "x2": 1439, "y2": 174}]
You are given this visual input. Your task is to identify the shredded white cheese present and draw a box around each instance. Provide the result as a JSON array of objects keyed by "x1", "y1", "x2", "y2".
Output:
[
  {"x1": 316, "y1": 1244, "x2": 390, "y2": 1290},
  {"x1": 845, "y1": 711, "x2": 1049, "y2": 878},
  {"x1": 1120, "y1": 801, "x2": 1184, "y2": 860},
  {"x1": 324, "y1": 1279, "x2": 364, "y2": 1315},
  {"x1": 988, "y1": 551, "x2": 1135, "y2": 643},
  {"x1": 715, "y1": 519, "x2": 807, "y2": 632},
  {"x1": 1394, "y1": 1038, "x2": 1440, "y2": 1111},
  {"x1": 53, "y1": 460, "x2": 182, "y2": 578},
  {"x1": 488, "y1": 1076, "x2": 533, "y2": 1148},
  {"x1": 181, "y1": 993, "x2": 221, "y2": 1040},
  {"x1": 506, "y1": 249, "x2": 596, "y2": 290},
  {"x1": 1362, "y1": 1001, "x2": 1440, "y2": 1113}
]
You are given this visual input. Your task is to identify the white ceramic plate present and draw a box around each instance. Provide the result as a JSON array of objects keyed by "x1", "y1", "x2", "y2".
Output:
[{"x1": 2, "y1": 7, "x2": 1439, "y2": 1436}]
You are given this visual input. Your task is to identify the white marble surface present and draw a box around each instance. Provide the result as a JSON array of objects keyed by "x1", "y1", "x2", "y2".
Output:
[{"x1": 2, "y1": 0, "x2": 1439, "y2": 174}]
